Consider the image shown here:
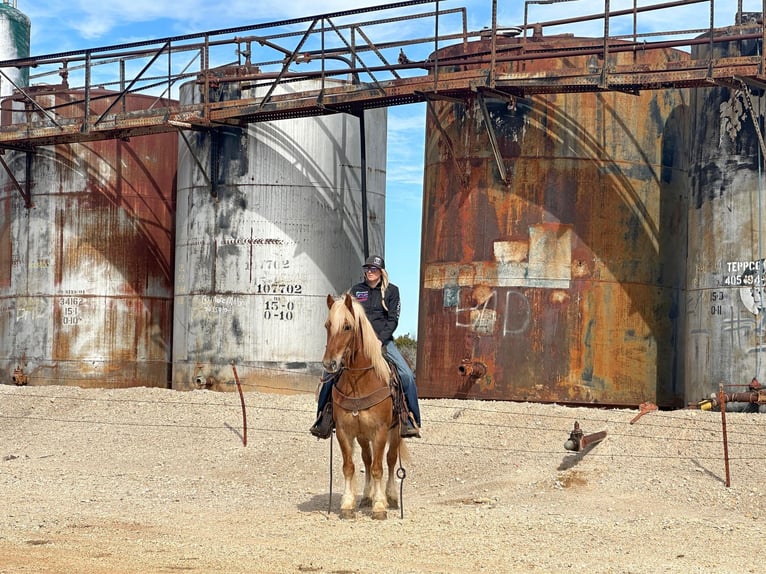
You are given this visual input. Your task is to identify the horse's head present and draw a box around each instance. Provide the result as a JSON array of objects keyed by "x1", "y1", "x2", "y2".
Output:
[
  {"x1": 322, "y1": 293, "x2": 358, "y2": 374},
  {"x1": 323, "y1": 293, "x2": 390, "y2": 380}
]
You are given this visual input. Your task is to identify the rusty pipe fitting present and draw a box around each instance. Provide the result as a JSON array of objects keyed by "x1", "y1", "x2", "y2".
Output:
[
  {"x1": 11, "y1": 366, "x2": 27, "y2": 386},
  {"x1": 458, "y1": 360, "x2": 487, "y2": 379},
  {"x1": 564, "y1": 421, "x2": 607, "y2": 452}
]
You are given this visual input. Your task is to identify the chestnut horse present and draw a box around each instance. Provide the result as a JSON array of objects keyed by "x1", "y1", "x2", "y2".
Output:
[{"x1": 322, "y1": 293, "x2": 408, "y2": 520}]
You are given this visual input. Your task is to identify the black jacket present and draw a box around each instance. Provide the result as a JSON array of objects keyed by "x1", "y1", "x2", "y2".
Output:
[{"x1": 349, "y1": 280, "x2": 400, "y2": 344}]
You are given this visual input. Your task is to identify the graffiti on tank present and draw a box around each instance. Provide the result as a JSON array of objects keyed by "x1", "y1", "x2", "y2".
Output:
[
  {"x1": 428, "y1": 226, "x2": 571, "y2": 335},
  {"x1": 199, "y1": 294, "x2": 245, "y2": 315},
  {"x1": 503, "y1": 290, "x2": 531, "y2": 336},
  {"x1": 28, "y1": 258, "x2": 50, "y2": 269},
  {"x1": 454, "y1": 289, "x2": 497, "y2": 335},
  {"x1": 721, "y1": 306, "x2": 764, "y2": 346},
  {"x1": 446, "y1": 287, "x2": 533, "y2": 336}
]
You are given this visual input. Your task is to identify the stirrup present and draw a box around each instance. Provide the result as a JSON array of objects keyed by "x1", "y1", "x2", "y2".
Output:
[
  {"x1": 310, "y1": 403, "x2": 334, "y2": 439},
  {"x1": 400, "y1": 412, "x2": 420, "y2": 438}
]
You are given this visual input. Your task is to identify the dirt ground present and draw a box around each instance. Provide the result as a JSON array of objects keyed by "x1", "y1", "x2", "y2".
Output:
[{"x1": 1, "y1": 383, "x2": 764, "y2": 574}]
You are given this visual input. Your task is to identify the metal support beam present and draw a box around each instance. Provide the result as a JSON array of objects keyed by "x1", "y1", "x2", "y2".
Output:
[{"x1": 477, "y1": 91, "x2": 510, "y2": 186}]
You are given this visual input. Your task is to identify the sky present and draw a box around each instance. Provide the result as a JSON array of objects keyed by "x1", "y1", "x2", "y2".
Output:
[{"x1": 13, "y1": 0, "x2": 761, "y2": 338}]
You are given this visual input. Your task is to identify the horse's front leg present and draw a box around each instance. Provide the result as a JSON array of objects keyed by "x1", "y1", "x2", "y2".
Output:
[
  {"x1": 358, "y1": 437, "x2": 373, "y2": 508},
  {"x1": 370, "y1": 428, "x2": 389, "y2": 520},
  {"x1": 335, "y1": 430, "x2": 357, "y2": 519}
]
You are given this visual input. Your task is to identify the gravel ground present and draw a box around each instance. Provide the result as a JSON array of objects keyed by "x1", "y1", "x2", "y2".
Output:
[{"x1": 1, "y1": 384, "x2": 764, "y2": 574}]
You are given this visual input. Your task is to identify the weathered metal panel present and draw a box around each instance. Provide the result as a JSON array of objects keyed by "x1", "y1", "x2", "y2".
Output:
[
  {"x1": 173, "y1": 76, "x2": 387, "y2": 392},
  {"x1": 417, "y1": 35, "x2": 689, "y2": 407},
  {"x1": 0, "y1": 88, "x2": 177, "y2": 387},
  {"x1": 685, "y1": 21, "x2": 766, "y2": 403}
]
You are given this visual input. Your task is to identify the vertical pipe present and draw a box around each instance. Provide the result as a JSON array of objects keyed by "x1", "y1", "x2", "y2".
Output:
[
  {"x1": 719, "y1": 384, "x2": 731, "y2": 487},
  {"x1": 82, "y1": 51, "x2": 91, "y2": 132},
  {"x1": 203, "y1": 36, "x2": 210, "y2": 119},
  {"x1": 167, "y1": 41, "x2": 172, "y2": 107},
  {"x1": 490, "y1": 0, "x2": 497, "y2": 88},
  {"x1": 321, "y1": 18, "x2": 325, "y2": 91},
  {"x1": 357, "y1": 109, "x2": 369, "y2": 258},
  {"x1": 601, "y1": 0, "x2": 611, "y2": 88},
  {"x1": 120, "y1": 59, "x2": 126, "y2": 114},
  {"x1": 433, "y1": 0, "x2": 439, "y2": 93}
]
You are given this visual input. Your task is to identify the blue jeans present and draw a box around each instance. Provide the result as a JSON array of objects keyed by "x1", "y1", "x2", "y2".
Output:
[{"x1": 316, "y1": 340, "x2": 421, "y2": 427}]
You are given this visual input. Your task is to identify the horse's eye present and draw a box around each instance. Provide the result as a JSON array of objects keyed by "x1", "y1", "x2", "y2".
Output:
[{"x1": 343, "y1": 323, "x2": 352, "y2": 331}]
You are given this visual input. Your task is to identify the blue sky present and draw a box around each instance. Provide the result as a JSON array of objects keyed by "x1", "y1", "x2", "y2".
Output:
[{"x1": 16, "y1": 0, "x2": 759, "y2": 337}]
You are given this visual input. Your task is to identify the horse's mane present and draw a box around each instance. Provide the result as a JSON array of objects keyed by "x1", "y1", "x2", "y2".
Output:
[{"x1": 328, "y1": 294, "x2": 391, "y2": 382}]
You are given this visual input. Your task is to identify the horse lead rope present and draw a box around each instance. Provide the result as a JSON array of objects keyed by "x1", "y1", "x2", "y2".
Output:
[
  {"x1": 397, "y1": 454, "x2": 407, "y2": 520},
  {"x1": 328, "y1": 430, "x2": 334, "y2": 517}
]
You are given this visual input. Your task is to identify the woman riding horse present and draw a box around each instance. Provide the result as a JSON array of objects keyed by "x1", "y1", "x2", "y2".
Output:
[
  {"x1": 321, "y1": 293, "x2": 409, "y2": 519},
  {"x1": 311, "y1": 254, "x2": 421, "y2": 439}
]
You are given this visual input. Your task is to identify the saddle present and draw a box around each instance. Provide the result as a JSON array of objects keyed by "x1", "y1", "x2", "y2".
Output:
[{"x1": 329, "y1": 357, "x2": 410, "y2": 428}]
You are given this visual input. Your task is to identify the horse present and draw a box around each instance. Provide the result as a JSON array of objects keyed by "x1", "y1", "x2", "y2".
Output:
[{"x1": 322, "y1": 293, "x2": 409, "y2": 520}]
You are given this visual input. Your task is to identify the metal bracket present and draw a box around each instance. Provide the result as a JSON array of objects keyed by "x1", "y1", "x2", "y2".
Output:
[
  {"x1": 0, "y1": 152, "x2": 32, "y2": 208},
  {"x1": 477, "y1": 90, "x2": 510, "y2": 186}
]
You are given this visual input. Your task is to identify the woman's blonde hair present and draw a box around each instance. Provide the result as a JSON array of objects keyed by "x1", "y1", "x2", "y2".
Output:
[{"x1": 380, "y1": 268, "x2": 390, "y2": 311}]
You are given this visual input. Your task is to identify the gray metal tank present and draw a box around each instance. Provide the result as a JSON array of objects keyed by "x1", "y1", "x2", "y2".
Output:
[
  {"x1": 173, "y1": 73, "x2": 387, "y2": 392},
  {"x1": 0, "y1": 1, "x2": 30, "y2": 95},
  {"x1": 0, "y1": 86, "x2": 178, "y2": 387},
  {"x1": 686, "y1": 15, "x2": 766, "y2": 403}
]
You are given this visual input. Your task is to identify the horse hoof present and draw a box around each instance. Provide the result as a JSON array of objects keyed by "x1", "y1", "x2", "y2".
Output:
[
  {"x1": 372, "y1": 511, "x2": 388, "y2": 521},
  {"x1": 360, "y1": 497, "x2": 372, "y2": 508},
  {"x1": 387, "y1": 497, "x2": 399, "y2": 509},
  {"x1": 339, "y1": 509, "x2": 356, "y2": 520}
]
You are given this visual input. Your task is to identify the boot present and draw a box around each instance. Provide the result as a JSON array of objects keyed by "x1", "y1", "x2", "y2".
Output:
[
  {"x1": 310, "y1": 402, "x2": 334, "y2": 439},
  {"x1": 400, "y1": 411, "x2": 421, "y2": 439}
]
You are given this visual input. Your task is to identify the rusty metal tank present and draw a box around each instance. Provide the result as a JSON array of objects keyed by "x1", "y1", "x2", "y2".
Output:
[
  {"x1": 0, "y1": 86, "x2": 177, "y2": 387},
  {"x1": 685, "y1": 15, "x2": 766, "y2": 403},
  {"x1": 173, "y1": 73, "x2": 386, "y2": 392},
  {"x1": 417, "y1": 34, "x2": 690, "y2": 407}
]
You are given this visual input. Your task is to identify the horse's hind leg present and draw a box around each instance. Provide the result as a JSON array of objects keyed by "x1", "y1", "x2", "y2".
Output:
[
  {"x1": 359, "y1": 438, "x2": 373, "y2": 508},
  {"x1": 336, "y1": 432, "x2": 357, "y2": 519},
  {"x1": 386, "y1": 432, "x2": 401, "y2": 509}
]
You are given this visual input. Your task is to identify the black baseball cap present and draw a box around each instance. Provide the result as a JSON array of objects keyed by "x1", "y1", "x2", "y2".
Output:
[{"x1": 363, "y1": 254, "x2": 385, "y2": 269}]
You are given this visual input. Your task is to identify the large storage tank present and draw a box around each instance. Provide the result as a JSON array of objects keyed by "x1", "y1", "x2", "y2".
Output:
[
  {"x1": 0, "y1": 1, "x2": 30, "y2": 96},
  {"x1": 685, "y1": 14, "x2": 766, "y2": 402},
  {"x1": 417, "y1": 33, "x2": 689, "y2": 407},
  {"x1": 0, "y1": 87, "x2": 178, "y2": 387},
  {"x1": 173, "y1": 72, "x2": 387, "y2": 392}
]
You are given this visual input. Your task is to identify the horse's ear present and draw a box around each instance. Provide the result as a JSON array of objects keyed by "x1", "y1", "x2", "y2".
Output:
[
  {"x1": 344, "y1": 293, "x2": 354, "y2": 314},
  {"x1": 327, "y1": 294, "x2": 335, "y2": 309}
]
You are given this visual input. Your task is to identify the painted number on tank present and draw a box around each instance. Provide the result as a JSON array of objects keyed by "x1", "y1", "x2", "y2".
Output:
[
  {"x1": 59, "y1": 297, "x2": 83, "y2": 325},
  {"x1": 263, "y1": 299, "x2": 295, "y2": 320},
  {"x1": 260, "y1": 259, "x2": 290, "y2": 270},
  {"x1": 256, "y1": 283, "x2": 303, "y2": 295},
  {"x1": 710, "y1": 291, "x2": 724, "y2": 315}
]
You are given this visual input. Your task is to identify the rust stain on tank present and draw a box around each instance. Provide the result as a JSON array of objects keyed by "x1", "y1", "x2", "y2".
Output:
[{"x1": 418, "y1": 35, "x2": 688, "y2": 407}]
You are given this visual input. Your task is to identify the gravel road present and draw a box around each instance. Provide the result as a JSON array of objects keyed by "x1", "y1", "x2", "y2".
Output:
[{"x1": 1, "y1": 384, "x2": 764, "y2": 574}]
